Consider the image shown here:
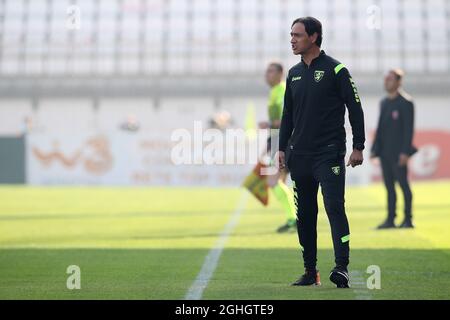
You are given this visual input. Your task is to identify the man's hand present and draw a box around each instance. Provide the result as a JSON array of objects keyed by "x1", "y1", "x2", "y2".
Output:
[
  {"x1": 369, "y1": 152, "x2": 379, "y2": 165},
  {"x1": 258, "y1": 121, "x2": 270, "y2": 129},
  {"x1": 271, "y1": 119, "x2": 281, "y2": 129},
  {"x1": 398, "y1": 153, "x2": 409, "y2": 166},
  {"x1": 277, "y1": 151, "x2": 286, "y2": 170},
  {"x1": 347, "y1": 149, "x2": 364, "y2": 168}
]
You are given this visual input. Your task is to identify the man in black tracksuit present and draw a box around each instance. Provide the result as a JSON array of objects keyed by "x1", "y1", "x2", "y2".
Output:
[
  {"x1": 277, "y1": 17, "x2": 365, "y2": 288},
  {"x1": 371, "y1": 69, "x2": 417, "y2": 229}
]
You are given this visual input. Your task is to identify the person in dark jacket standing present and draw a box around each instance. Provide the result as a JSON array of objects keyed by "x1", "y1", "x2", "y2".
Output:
[
  {"x1": 371, "y1": 69, "x2": 416, "y2": 229},
  {"x1": 277, "y1": 17, "x2": 365, "y2": 288}
]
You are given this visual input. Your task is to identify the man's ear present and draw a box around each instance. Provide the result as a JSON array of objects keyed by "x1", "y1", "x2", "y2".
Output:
[{"x1": 310, "y1": 32, "x2": 318, "y2": 45}]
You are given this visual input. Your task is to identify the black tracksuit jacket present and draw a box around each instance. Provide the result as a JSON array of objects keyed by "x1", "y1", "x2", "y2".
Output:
[
  {"x1": 279, "y1": 51, "x2": 366, "y2": 156},
  {"x1": 371, "y1": 91, "x2": 416, "y2": 159}
]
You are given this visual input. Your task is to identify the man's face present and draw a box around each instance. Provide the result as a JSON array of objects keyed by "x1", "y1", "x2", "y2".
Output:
[
  {"x1": 384, "y1": 71, "x2": 400, "y2": 93},
  {"x1": 290, "y1": 23, "x2": 316, "y2": 55},
  {"x1": 265, "y1": 65, "x2": 282, "y2": 86}
]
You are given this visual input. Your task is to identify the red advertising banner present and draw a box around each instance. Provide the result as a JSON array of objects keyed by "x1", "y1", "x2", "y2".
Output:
[{"x1": 371, "y1": 130, "x2": 450, "y2": 181}]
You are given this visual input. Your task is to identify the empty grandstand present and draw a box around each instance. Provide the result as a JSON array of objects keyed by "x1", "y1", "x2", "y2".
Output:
[{"x1": 0, "y1": 0, "x2": 449, "y2": 186}]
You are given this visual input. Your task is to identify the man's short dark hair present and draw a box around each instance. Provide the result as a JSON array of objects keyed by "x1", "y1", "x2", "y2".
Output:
[
  {"x1": 268, "y1": 62, "x2": 284, "y2": 74},
  {"x1": 390, "y1": 68, "x2": 405, "y2": 81},
  {"x1": 292, "y1": 17, "x2": 323, "y2": 48}
]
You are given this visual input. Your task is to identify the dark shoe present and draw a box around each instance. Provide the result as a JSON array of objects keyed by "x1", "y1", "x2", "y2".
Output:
[
  {"x1": 276, "y1": 219, "x2": 296, "y2": 233},
  {"x1": 329, "y1": 266, "x2": 350, "y2": 288},
  {"x1": 376, "y1": 219, "x2": 396, "y2": 230},
  {"x1": 292, "y1": 269, "x2": 321, "y2": 286},
  {"x1": 399, "y1": 219, "x2": 414, "y2": 229}
]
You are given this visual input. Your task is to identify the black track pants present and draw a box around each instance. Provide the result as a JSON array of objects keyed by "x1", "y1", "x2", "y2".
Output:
[
  {"x1": 288, "y1": 151, "x2": 350, "y2": 270},
  {"x1": 380, "y1": 157, "x2": 413, "y2": 221}
]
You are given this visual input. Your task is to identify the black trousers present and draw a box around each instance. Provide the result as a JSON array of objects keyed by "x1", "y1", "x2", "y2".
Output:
[
  {"x1": 288, "y1": 150, "x2": 350, "y2": 270},
  {"x1": 380, "y1": 156, "x2": 413, "y2": 221}
]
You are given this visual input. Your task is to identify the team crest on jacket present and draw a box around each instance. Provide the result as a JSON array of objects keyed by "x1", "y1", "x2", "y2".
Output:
[
  {"x1": 392, "y1": 110, "x2": 399, "y2": 120},
  {"x1": 332, "y1": 166, "x2": 340, "y2": 175},
  {"x1": 314, "y1": 70, "x2": 325, "y2": 82}
]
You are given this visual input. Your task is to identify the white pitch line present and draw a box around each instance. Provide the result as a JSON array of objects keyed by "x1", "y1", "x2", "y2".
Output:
[{"x1": 184, "y1": 192, "x2": 248, "y2": 300}]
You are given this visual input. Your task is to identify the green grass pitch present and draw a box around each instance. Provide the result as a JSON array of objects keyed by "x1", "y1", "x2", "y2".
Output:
[{"x1": 0, "y1": 181, "x2": 449, "y2": 300}]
